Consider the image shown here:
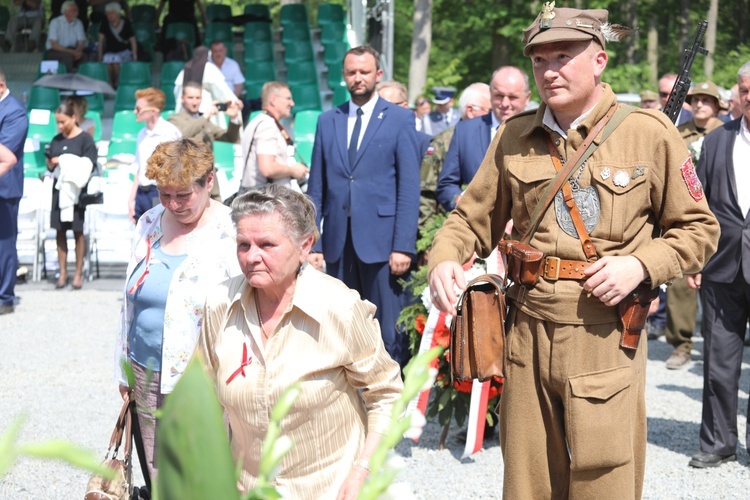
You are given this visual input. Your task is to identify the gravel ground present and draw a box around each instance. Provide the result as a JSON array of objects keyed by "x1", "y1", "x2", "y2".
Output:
[{"x1": 1, "y1": 280, "x2": 748, "y2": 499}]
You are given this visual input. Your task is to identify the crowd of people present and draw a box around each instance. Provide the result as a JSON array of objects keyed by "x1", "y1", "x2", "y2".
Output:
[{"x1": 1, "y1": 3, "x2": 750, "y2": 499}]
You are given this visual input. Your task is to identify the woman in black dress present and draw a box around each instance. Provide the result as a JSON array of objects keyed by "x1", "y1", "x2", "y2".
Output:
[
  {"x1": 46, "y1": 102, "x2": 97, "y2": 289},
  {"x1": 97, "y1": 2, "x2": 137, "y2": 88}
]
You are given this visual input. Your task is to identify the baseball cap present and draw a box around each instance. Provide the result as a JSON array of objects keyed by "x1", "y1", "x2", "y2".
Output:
[{"x1": 522, "y1": 4, "x2": 629, "y2": 56}]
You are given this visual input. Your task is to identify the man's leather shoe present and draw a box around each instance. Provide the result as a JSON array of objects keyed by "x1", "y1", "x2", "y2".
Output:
[
  {"x1": 0, "y1": 303, "x2": 13, "y2": 315},
  {"x1": 688, "y1": 451, "x2": 736, "y2": 468},
  {"x1": 666, "y1": 349, "x2": 691, "y2": 370}
]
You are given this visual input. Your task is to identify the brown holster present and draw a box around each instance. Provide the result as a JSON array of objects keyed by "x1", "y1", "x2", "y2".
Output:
[{"x1": 499, "y1": 240, "x2": 544, "y2": 287}]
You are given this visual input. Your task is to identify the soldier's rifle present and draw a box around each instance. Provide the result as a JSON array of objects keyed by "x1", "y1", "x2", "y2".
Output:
[{"x1": 662, "y1": 20, "x2": 709, "y2": 124}]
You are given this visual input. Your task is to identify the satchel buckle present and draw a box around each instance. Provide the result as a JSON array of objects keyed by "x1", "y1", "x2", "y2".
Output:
[{"x1": 544, "y1": 256, "x2": 561, "y2": 281}]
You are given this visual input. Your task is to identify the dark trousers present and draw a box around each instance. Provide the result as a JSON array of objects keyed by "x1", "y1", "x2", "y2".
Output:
[
  {"x1": 699, "y1": 276, "x2": 750, "y2": 455},
  {"x1": 666, "y1": 276, "x2": 698, "y2": 352},
  {"x1": 135, "y1": 185, "x2": 159, "y2": 223},
  {"x1": 0, "y1": 198, "x2": 20, "y2": 306},
  {"x1": 45, "y1": 49, "x2": 80, "y2": 73},
  {"x1": 326, "y1": 222, "x2": 409, "y2": 366}
]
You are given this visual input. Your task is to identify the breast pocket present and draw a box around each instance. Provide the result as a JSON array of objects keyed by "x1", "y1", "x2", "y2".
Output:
[
  {"x1": 590, "y1": 165, "x2": 650, "y2": 243},
  {"x1": 507, "y1": 159, "x2": 555, "y2": 222}
]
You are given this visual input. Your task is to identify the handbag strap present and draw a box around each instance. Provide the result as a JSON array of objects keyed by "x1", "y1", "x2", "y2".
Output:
[
  {"x1": 521, "y1": 104, "x2": 632, "y2": 245},
  {"x1": 108, "y1": 391, "x2": 132, "y2": 458},
  {"x1": 546, "y1": 137, "x2": 598, "y2": 261}
]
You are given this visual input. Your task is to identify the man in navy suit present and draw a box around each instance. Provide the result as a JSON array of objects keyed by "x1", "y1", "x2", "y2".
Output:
[
  {"x1": 0, "y1": 68, "x2": 30, "y2": 315},
  {"x1": 687, "y1": 61, "x2": 750, "y2": 469},
  {"x1": 437, "y1": 66, "x2": 531, "y2": 211},
  {"x1": 307, "y1": 46, "x2": 421, "y2": 365}
]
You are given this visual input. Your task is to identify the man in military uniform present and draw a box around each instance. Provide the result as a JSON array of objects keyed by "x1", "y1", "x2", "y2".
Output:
[
  {"x1": 428, "y1": 6, "x2": 719, "y2": 498},
  {"x1": 422, "y1": 86, "x2": 459, "y2": 136},
  {"x1": 664, "y1": 81, "x2": 727, "y2": 369},
  {"x1": 418, "y1": 82, "x2": 490, "y2": 231},
  {"x1": 640, "y1": 89, "x2": 660, "y2": 109}
]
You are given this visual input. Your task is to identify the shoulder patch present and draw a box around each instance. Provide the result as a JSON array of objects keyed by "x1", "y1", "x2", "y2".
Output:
[
  {"x1": 680, "y1": 156, "x2": 704, "y2": 201},
  {"x1": 426, "y1": 146, "x2": 434, "y2": 155}
]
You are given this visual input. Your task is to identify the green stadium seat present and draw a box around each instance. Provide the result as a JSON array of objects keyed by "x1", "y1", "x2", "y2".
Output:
[
  {"x1": 131, "y1": 5, "x2": 157, "y2": 24},
  {"x1": 244, "y1": 61, "x2": 275, "y2": 93},
  {"x1": 244, "y1": 4, "x2": 270, "y2": 19},
  {"x1": 293, "y1": 110, "x2": 321, "y2": 142},
  {"x1": 290, "y1": 84, "x2": 321, "y2": 113},
  {"x1": 244, "y1": 41, "x2": 274, "y2": 63},
  {"x1": 132, "y1": 22, "x2": 156, "y2": 60},
  {"x1": 204, "y1": 21, "x2": 234, "y2": 55},
  {"x1": 295, "y1": 140, "x2": 314, "y2": 167},
  {"x1": 78, "y1": 62, "x2": 109, "y2": 82},
  {"x1": 213, "y1": 141, "x2": 236, "y2": 178},
  {"x1": 118, "y1": 61, "x2": 152, "y2": 87},
  {"x1": 87, "y1": 22, "x2": 100, "y2": 45},
  {"x1": 160, "y1": 61, "x2": 185, "y2": 86},
  {"x1": 26, "y1": 110, "x2": 58, "y2": 143},
  {"x1": 324, "y1": 41, "x2": 348, "y2": 68},
  {"x1": 243, "y1": 81, "x2": 264, "y2": 100},
  {"x1": 23, "y1": 149, "x2": 47, "y2": 179},
  {"x1": 248, "y1": 110, "x2": 262, "y2": 122},
  {"x1": 83, "y1": 93, "x2": 105, "y2": 114},
  {"x1": 318, "y1": 4, "x2": 345, "y2": 27},
  {"x1": 160, "y1": 82, "x2": 177, "y2": 112},
  {"x1": 206, "y1": 4, "x2": 232, "y2": 23},
  {"x1": 328, "y1": 70, "x2": 345, "y2": 91},
  {"x1": 281, "y1": 22, "x2": 311, "y2": 44},
  {"x1": 27, "y1": 86, "x2": 61, "y2": 111},
  {"x1": 107, "y1": 139, "x2": 137, "y2": 159},
  {"x1": 165, "y1": 21, "x2": 197, "y2": 57},
  {"x1": 333, "y1": 85, "x2": 350, "y2": 106},
  {"x1": 111, "y1": 110, "x2": 143, "y2": 142},
  {"x1": 280, "y1": 4, "x2": 309, "y2": 26},
  {"x1": 243, "y1": 22, "x2": 272, "y2": 44},
  {"x1": 321, "y1": 22, "x2": 346, "y2": 46},
  {"x1": 84, "y1": 110, "x2": 102, "y2": 142},
  {"x1": 286, "y1": 61, "x2": 318, "y2": 87},
  {"x1": 283, "y1": 41, "x2": 314, "y2": 64},
  {"x1": 114, "y1": 84, "x2": 140, "y2": 112}
]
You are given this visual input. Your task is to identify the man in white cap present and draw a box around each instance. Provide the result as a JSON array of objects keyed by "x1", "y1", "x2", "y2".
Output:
[{"x1": 428, "y1": 4, "x2": 719, "y2": 497}]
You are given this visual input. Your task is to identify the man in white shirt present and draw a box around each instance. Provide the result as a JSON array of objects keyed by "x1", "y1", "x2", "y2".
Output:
[
  {"x1": 239, "y1": 81, "x2": 307, "y2": 191},
  {"x1": 128, "y1": 87, "x2": 182, "y2": 223},
  {"x1": 45, "y1": 0, "x2": 86, "y2": 72},
  {"x1": 209, "y1": 40, "x2": 245, "y2": 98}
]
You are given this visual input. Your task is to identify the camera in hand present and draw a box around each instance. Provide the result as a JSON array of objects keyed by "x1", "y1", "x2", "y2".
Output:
[{"x1": 216, "y1": 102, "x2": 229, "y2": 111}]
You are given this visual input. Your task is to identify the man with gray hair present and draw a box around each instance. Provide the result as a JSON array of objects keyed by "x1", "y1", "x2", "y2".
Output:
[
  {"x1": 437, "y1": 66, "x2": 530, "y2": 211},
  {"x1": 688, "y1": 61, "x2": 750, "y2": 468},
  {"x1": 418, "y1": 82, "x2": 491, "y2": 229},
  {"x1": 46, "y1": 1, "x2": 86, "y2": 72}
]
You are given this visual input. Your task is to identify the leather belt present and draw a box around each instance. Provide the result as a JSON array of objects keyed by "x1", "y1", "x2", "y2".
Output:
[{"x1": 542, "y1": 257, "x2": 594, "y2": 281}]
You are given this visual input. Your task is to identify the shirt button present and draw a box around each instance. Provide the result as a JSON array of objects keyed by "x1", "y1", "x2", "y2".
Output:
[
  {"x1": 349, "y1": 176, "x2": 354, "y2": 182},
  {"x1": 555, "y1": 139, "x2": 561, "y2": 146}
]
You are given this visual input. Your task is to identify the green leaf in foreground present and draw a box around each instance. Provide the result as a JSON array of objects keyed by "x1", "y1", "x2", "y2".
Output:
[{"x1": 20, "y1": 441, "x2": 115, "y2": 479}]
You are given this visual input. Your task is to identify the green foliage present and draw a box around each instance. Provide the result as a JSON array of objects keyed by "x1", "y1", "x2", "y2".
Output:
[
  {"x1": 156, "y1": 355, "x2": 239, "y2": 500},
  {"x1": 0, "y1": 415, "x2": 114, "y2": 482},
  {"x1": 711, "y1": 44, "x2": 750, "y2": 88}
]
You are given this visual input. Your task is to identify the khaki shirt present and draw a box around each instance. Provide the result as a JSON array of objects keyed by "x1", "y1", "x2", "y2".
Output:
[{"x1": 429, "y1": 84, "x2": 719, "y2": 325}]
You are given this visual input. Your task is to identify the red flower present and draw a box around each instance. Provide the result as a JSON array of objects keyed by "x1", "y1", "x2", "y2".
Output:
[
  {"x1": 453, "y1": 380, "x2": 473, "y2": 393},
  {"x1": 488, "y1": 376, "x2": 504, "y2": 400},
  {"x1": 415, "y1": 314, "x2": 427, "y2": 335},
  {"x1": 432, "y1": 321, "x2": 450, "y2": 348}
]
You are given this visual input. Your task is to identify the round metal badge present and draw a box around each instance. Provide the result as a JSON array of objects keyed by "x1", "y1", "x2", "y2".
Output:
[{"x1": 554, "y1": 186, "x2": 601, "y2": 239}]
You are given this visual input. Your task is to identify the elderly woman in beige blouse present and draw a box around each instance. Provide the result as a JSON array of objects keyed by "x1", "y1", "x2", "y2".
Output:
[{"x1": 198, "y1": 184, "x2": 403, "y2": 499}]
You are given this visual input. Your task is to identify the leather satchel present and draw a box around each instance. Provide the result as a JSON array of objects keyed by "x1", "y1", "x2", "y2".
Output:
[
  {"x1": 84, "y1": 393, "x2": 134, "y2": 500},
  {"x1": 450, "y1": 274, "x2": 507, "y2": 381}
]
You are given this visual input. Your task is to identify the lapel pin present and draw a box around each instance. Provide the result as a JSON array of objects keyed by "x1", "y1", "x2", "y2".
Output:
[
  {"x1": 601, "y1": 167, "x2": 611, "y2": 180},
  {"x1": 613, "y1": 171, "x2": 630, "y2": 187},
  {"x1": 632, "y1": 166, "x2": 645, "y2": 179},
  {"x1": 377, "y1": 112, "x2": 384, "y2": 120}
]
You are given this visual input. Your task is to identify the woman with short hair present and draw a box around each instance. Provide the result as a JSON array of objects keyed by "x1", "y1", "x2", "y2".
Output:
[
  {"x1": 97, "y1": 2, "x2": 137, "y2": 88},
  {"x1": 198, "y1": 184, "x2": 403, "y2": 499},
  {"x1": 116, "y1": 138, "x2": 240, "y2": 480}
]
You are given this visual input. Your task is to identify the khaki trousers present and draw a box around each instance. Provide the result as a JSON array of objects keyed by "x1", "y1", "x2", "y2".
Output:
[
  {"x1": 499, "y1": 309, "x2": 647, "y2": 500},
  {"x1": 665, "y1": 276, "x2": 697, "y2": 353}
]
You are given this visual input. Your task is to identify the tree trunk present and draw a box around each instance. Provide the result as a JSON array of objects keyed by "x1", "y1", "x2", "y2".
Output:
[
  {"x1": 625, "y1": 0, "x2": 638, "y2": 64},
  {"x1": 408, "y1": 0, "x2": 432, "y2": 105},
  {"x1": 647, "y1": 17, "x2": 659, "y2": 84},
  {"x1": 491, "y1": 16, "x2": 509, "y2": 68},
  {"x1": 678, "y1": 0, "x2": 692, "y2": 52},
  {"x1": 739, "y1": 0, "x2": 747, "y2": 45},
  {"x1": 704, "y1": 0, "x2": 719, "y2": 79}
]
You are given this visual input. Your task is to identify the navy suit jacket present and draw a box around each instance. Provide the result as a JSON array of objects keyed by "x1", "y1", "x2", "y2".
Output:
[
  {"x1": 436, "y1": 114, "x2": 492, "y2": 210},
  {"x1": 417, "y1": 130, "x2": 432, "y2": 158},
  {"x1": 308, "y1": 96, "x2": 421, "y2": 264},
  {"x1": 0, "y1": 92, "x2": 29, "y2": 199},
  {"x1": 697, "y1": 118, "x2": 750, "y2": 283}
]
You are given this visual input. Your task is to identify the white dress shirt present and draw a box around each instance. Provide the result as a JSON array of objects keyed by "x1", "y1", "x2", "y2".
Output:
[
  {"x1": 491, "y1": 113, "x2": 501, "y2": 141},
  {"x1": 46, "y1": 15, "x2": 85, "y2": 50},
  {"x1": 135, "y1": 117, "x2": 182, "y2": 187},
  {"x1": 210, "y1": 56, "x2": 246, "y2": 89},
  {"x1": 733, "y1": 116, "x2": 750, "y2": 217},
  {"x1": 347, "y1": 95, "x2": 379, "y2": 150}
]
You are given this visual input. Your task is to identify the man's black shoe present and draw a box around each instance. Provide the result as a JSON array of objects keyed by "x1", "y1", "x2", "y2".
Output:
[
  {"x1": 0, "y1": 303, "x2": 13, "y2": 315},
  {"x1": 688, "y1": 451, "x2": 736, "y2": 468}
]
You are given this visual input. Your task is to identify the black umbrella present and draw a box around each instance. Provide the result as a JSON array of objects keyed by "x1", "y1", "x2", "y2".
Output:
[{"x1": 33, "y1": 73, "x2": 116, "y2": 96}]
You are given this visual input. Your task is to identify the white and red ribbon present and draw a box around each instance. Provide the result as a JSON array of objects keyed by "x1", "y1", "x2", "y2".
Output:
[{"x1": 462, "y1": 379, "x2": 491, "y2": 458}]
